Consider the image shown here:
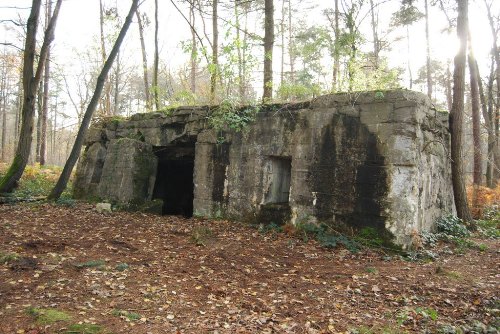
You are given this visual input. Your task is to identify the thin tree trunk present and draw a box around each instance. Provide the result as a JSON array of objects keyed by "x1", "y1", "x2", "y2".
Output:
[
  {"x1": 288, "y1": 0, "x2": 294, "y2": 84},
  {"x1": 369, "y1": 0, "x2": 379, "y2": 68},
  {"x1": 40, "y1": 0, "x2": 52, "y2": 166},
  {"x1": 135, "y1": 9, "x2": 150, "y2": 110},
  {"x1": 450, "y1": 0, "x2": 472, "y2": 221},
  {"x1": 484, "y1": 0, "x2": 500, "y2": 186},
  {"x1": 153, "y1": 0, "x2": 159, "y2": 110},
  {"x1": 235, "y1": 1, "x2": 244, "y2": 101},
  {"x1": 210, "y1": 0, "x2": 219, "y2": 103},
  {"x1": 113, "y1": 50, "x2": 120, "y2": 115},
  {"x1": 0, "y1": 62, "x2": 6, "y2": 161},
  {"x1": 263, "y1": 0, "x2": 274, "y2": 102},
  {"x1": 242, "y1": 5, "x2": 249, "y2": 100},
  {"x1": 407, "y1": 26, "x2": 412, "y2": 89},
  {"x1": 480, "y1": 57, "x2": 494, "y2": 188},
  {"x1": 35, "y1": 82, "x2": 42, "y2": 162},
  {"x1": 52, "y1": 98, "x2": 57, "y2": 163},
  {"x1": 189, "y1": 1, "x2": 197, "y2": 94},
  {"x1": 1, "y1": 91, "x2": 6, "y2": 162},
  {"x1": 445, "y1": 60, "x2": 453, "y2": 111},
  {"x1": 332, "y1": 0, "x2": 339, "y2": 91},
  {"x1": 424, "y1": 0, "x2": 432, "y2": 99},
  {"x1": 49, "y1": 0, "x2": 139, "y2": 200},
  {"x1": 468, "y1": 37, "x2": 482, "y2": 186},
  {"x1": 0, "y1": 0, "x2": 62, "y2": 193},
  {"x1": 280, "y1": 0, "x2": 285, "y2": 87},
  {"x1": 99, "y1": 0, "x2": 111, "y2": 115}
]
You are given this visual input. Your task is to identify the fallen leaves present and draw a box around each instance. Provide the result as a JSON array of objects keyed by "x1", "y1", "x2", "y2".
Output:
[{"x1": 0, "y1": 203, "x2": 498, "y2": 333}]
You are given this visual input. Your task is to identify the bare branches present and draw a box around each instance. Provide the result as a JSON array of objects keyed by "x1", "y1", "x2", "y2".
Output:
[{"x1": 0, "y1": 42, "x2": 23, "y2": 53}]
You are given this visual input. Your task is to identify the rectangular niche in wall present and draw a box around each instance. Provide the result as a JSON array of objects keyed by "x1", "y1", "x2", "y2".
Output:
[{"x1": 264, "y1": 157, "x2": 292, "y2": 204}]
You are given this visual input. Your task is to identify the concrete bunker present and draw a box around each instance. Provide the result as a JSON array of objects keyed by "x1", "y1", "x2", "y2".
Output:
[
  {"x1": 73, "y1": 91, "x2": 456, "y2": 247},
  {"x1": 152, "y1": 144, "x2": 195, "y2": 216}
]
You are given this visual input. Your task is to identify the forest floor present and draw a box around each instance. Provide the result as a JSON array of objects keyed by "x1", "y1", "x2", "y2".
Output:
[{"x1": 0, "y1": 202, "x2": 498, "y2": 334}]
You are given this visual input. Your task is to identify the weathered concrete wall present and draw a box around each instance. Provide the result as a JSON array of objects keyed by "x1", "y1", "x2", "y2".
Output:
[{"x1": 73, "y1": 90, "x2": 454, "y2": 247}]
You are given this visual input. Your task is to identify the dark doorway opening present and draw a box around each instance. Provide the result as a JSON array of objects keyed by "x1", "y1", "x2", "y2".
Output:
[{"x1": 152, "y1": 145, "x2": 195, "y2": 217}]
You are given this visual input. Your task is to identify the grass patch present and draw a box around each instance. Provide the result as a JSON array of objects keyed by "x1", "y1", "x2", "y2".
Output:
[
  {"x1": 112, "y1": 309, "x2": 142, "y2": 321},
  {"x1": 190, "y1": 226, "x2": 213, "y2": 246},
  {"x1": 365, "y1": 266, "x2": 378, "y2": 274},
  {"x1": 0, "y1": 163, "x2": 73, "y2": 199},
  {"x1": 75, "y1": 260, "x2": 106, "y2": 269},
  {"x1": 0, "y1": 251, "x2": 19, "y2": 264},
  {"x1": 26, "y1": 307, "x2": 71, "y2": 325},
  {"x1": 65, "y1": 323, "x2": 103, "y2": 334},
  {"x1": 115, "y1": 263, "x2": 129, "y2": 271}
]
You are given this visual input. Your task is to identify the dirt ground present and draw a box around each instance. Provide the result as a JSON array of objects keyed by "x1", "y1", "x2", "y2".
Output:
[{"x1": 0, "y1": 203, "x2": 498, "y2": 334}]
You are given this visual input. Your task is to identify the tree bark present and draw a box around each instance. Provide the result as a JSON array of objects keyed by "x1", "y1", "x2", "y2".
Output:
[
  {"x1": 210, "y1": 0, "x2": 219, "y2": 104},
  {"x1": 153, "y1": 0, "x2": 159, "y2": 110},
  {"x1": 369, "y1": 0, "x2": 379, "y2": 68},
  {"x1": 332, "y1": 0, "x2": 339, "y2": 91},
  {"x1": 483, "y1": 0, "x2": 500, "y2": 185},
  {"x1": 485, "y1": 57, "x2": 495, "y2": 187},
  {"x1": 113, "y1": 50, "x2": 120, "y2": 115},
  {"x1": 49, "y1": 0, "x2": 139, "y2": 200},
  {"x1": 450, "y1": 0, "x2": 472, "y2": 221},
  {"x1": 40, "y1": 0, "x2": 52, "y2": 166},
  {"x1": 280, "y1": 0, "x2": 285, "y2": 87},
  {"x1": 235, "y1": 0, "x2": 245, "y2": 101},
  {"x1": 99, "y1": 0, "x2": 111, "y2": 115},
  {"x1": 135, "y1": 9, "x2": 150, "y2": 110},
  {"x1": 0, "y1": 60, "x2": 6, "y2": 162},
  {"x1": 210, "y1": 0, "x2": 219, "y2": 103},
  {"x1": 424, "y1": 0, "x2": 433, "y2": 99},
  {"x1": 35, "y1": 82, "x2": 42, "y2": 162},
  {"x1": 468, "y1": 38, "x2": 482, "y2": 186},
  {"x1": 0, "y1": 0, "x2": 62, "y2": 193},
  {"x1": 189, "y1": 1, "x2": 197, "y2": 95},
  {"x1": 263, "y1": 0, "x2": 274, "y2": 102},
  {"x1": 288, "y1": 0, "x2": 294, "y2": 84}
]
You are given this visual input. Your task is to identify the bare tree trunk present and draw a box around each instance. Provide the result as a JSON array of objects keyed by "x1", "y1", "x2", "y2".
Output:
[
  {"x1": 445, "y1": 60, "x2": 453, "y2": 111},
  {"x1": 49, "y1": 0, "x2": 139, "y2": 200},
  {"x1": 242, "y1": 5, "x2": 249, "y2": 100},
  {"x1": 280, "y1": 0, "x2": 285, "y2": 87},
  {"x1": 369, "y1": 0, "x2": 379, "y2": 68},
  {"x1": 484, "y1": 0, "x2": 500, "y2": 185},
  {"x1": 235, "y1": 1, "x2": 245, "y2": 101},
  {"x1": 153, "y1": 0, "x2": 159, "y2": 110},
  {"x1": 480, "y1": 57, "x2": 494, "y2": 188},
  {"x1": 263, "y1": 0, "x2": 274, "y2": 102},
  {"x1": 0, "y1": 61, "x2": 6, "y2": 162},
  {"x1": 135, "y1": 9, "x2": 150, "y2": 110},
  {"x1": 210, "y1": 0, "x2": 219, "y2": 103},
  {"x1": 332, "y1": 0, "x2": 339, "y2": 91},
  {"x1": 0, "y1": 0, "x2": 62, "y2": 193},
  {"x1": 450, "y1": 0, "x2": 472, "y2": 221},
  {"x1": 40, "y1": 0, "x2": 52, "y2": 166},
  {"x1": 288, "y1": 0, "x2": 294, "y2": 84},
  {"x1": 468, "y1": 38, "x2": 482, "y2": 186},
  {"x1": 99, "y1": 0, "x2": 111, "y2": 115},
  {"x1": 35, "y1": 82, "x2": 42, "y2": 162},
  {"x1": 1, "y1": 92, "x2": 6, "y2": 162},
  {"x1": 406, "y1": 26, "x2": 413, "y2": 89},
  {"x1": 113, "y1": 50, "x2": 120, "y2": 115},
  {"x1": 189, "y1": 1, "x2": 197, "y2": 94},
  {"x1": 485, "y1": 57, "x2": 496, "y2": 187},
  {"x1": 424, "y1": 0, "x2": 433, "y2": 99}
]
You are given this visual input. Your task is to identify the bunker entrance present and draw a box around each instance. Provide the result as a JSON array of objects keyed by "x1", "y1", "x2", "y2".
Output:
[{"x1": 152, "y1": 145, "x2": 195, "y2": 217}]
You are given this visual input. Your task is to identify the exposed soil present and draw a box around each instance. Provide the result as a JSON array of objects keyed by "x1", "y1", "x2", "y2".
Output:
[{"x1": 0, "y1": 203, "x2": 498, "y2": 333}]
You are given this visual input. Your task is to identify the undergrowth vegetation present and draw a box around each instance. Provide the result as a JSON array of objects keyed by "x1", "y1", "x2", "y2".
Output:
[{"x1": 0, "y1": 163, "x2": 73, "y2": 201}]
